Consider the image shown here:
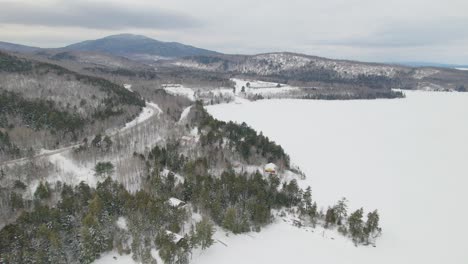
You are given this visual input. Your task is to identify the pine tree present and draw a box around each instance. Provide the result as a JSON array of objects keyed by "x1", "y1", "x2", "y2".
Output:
[
  {"x1": 334, "y1": 197, "x2": 348, "y2": 225},
  {"x1": 91, "y1": 134, "x2": 102, "y2": 148},
  {"x1": 94, "y1": 162, "x2": 114, "y2": 178},
  {"x1": 195, "y1": 217, "x2": 214, "y2": 250},
  {"x1": 325, "y1": 207, "x2": 337, "y2": 227},
  {"x1": 223, "y1": 207, "x2": 237, "y2": 233},
  {"x1": 364, "y1": 210, "x2": 381, "y2": 242},
  {"x1": 348, "y1": 208, "x2": 364, "y2": 244},
  {"x1": 303, "y1": 186, "x2": 312, "y2": 211},
  {"x1": 34, "y1": 182, "x2": 51, "y2": 200}
]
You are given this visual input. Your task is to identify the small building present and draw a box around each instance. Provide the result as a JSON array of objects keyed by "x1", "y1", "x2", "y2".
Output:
[
  {"x1": 165, "y1": 230, "x2": 185, "y2": 245},
  {"x1": 168, "y1": 197, "x2": 186, "y2": 208},
  {"x1": 264, "y1": 163, "x2": 277, "y2": 174}
]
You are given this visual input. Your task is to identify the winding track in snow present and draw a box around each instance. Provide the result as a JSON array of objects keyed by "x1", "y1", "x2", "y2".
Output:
[{"x1": 0, "y1": 102, "x2": 162, "y2": 167}]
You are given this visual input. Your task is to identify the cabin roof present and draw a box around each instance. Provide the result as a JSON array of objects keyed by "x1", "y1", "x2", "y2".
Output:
[
  {"x1": 168, "y1": 197, "x2": 185, "y2": 207},
  {"x1": 166, "y1": 230, "x2": 184, "y2": 243}
]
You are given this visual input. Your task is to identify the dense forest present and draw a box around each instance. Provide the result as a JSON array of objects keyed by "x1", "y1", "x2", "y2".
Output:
[
  {"x1": 0, "y1": 49, "x2": 388, "y2": 264},
  {"x1": 189, "y1": 101, "x2": 290, "y2": 169},
  {"x1": 0, "y1": 52, "x2": 146, "y2": 160}
]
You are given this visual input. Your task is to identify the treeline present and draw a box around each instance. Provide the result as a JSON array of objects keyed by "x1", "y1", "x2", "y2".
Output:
[
  {"x1": 183, "y1": 168, "x2": 301, "y2": 233},
  {"x1": 0, "y1": 51, "x2": 146, "y2": 156},
  {"x1": 0, "y1": 89, "x2": 85, "y2": 136},
  {"x1": 0, "y1": 178, "x2": 213, "y2": 264},
  {"x1": 0, "y1": 130, "x2": 21, "y2": 159},
  {"x1": 301, "y1": 90, "x2": 405, "y2": 100},
  {"x1": 322, "y1": 197, "x2": 382, "y2": 245},
  {"x1": 144, "y1": 138, "x2": 381, "y2": 243},
  {"x1": 144, "y1": 148, "x2": 300, "y2": 233},
  {"x1": 0, "y1": 51, "x2": 145, "y2": 110},
  {"x1": 190, "y1": 101, "x2": 290, "y2": 168}
]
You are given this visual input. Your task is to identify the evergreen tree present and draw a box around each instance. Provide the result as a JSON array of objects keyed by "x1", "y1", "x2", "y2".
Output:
[
  {"x1": 94, "y1": 162, "x2": 114, "y2": 178},
  {"x1": 348, "y1": 208, "x2": 364, "y2": 243},
  {"x1": 91, "y1": 134, "x2": 102, "y2": 148},
  {"x1": 195, "y1": 217, "x2": 214, "y2": 250},
  {"x1": 334, "y1": 197, "x2": 348, "y2": 225},
  {"x1": 325, "y1": 207, "x2": 337, "y2": 227},
  {"x1": 34, "y1": 182, "x2": 51, "y2": 200},
  {"x1": 223, "y1": 207, "x2": 237, "y2": 233},
  {"x1": 102, "y1": 136, "x2": 112, "y2": 152},
  {"x1": 364, "y1": 210, "x2": 381, "y2": 242}
]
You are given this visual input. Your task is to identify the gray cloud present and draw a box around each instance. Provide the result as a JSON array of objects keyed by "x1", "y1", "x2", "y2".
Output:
[
  {"x1": 322, "y1": 18, "x2": 468, "y2": 48},
  {"x1": 1, "y1": 0, "x2": 468, "y2": 64},
  {"x1": 0, "y1": 1, "x2": 199, "y2": 30}
]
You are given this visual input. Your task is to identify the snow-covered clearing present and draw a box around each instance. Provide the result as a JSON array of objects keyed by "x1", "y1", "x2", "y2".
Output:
[
  {"x1": 163, "y1": 85, "x2": 196, "y2": 101},
  {"x1": 455, "y1": 67, "x2": 468, "y2": 71},
  {"x1": 232, "y1": 78, "x2": 300, "y2": 96},
  {"x1": 47, "y1": 152, "x2": 96, "y2": 186},
  {"x1": 205, "y1": 91, "x2": 468, "y2": 264}
]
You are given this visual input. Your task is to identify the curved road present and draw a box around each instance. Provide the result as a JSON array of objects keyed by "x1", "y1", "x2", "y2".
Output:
[{"x1": 0, "y1": 102, "x2": 161, "y2": 167}]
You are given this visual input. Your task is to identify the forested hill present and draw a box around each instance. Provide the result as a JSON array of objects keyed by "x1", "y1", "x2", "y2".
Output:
[{"x1": 0, "y1": 51, "x2": 145, "y2": 161}]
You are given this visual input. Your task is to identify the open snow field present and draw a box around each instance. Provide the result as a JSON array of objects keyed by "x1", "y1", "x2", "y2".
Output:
[{"x1": 204, "y1": 91, "x2": 468, "y2": 264}]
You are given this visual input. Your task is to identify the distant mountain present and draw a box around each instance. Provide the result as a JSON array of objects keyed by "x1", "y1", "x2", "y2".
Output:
[
  {"x1": 0, "y1": 41, "x2": 41, "y2": 53},
  {"x1": 64, "y1": 34, "x2": 220, "y2": 60},
  {"x1": 166, "y1": 52, "x2": 468, "y2": 92},
  {"x1": 394, "y1": 61, "x2": 468, "y2": 69}
]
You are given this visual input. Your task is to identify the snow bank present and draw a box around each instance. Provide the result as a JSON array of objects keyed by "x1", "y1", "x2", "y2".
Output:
[{"x1": 206, "y1": 91, "x2": 468, "y2": 264}]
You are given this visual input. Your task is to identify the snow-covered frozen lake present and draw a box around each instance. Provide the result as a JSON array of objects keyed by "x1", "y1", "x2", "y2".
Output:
[{"x1": 202, "y1": 91, "x2": 468, "y2": 264}]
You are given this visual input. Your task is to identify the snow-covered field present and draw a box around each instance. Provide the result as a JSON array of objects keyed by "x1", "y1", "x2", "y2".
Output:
[
  {"x1": 232, "y1": 78, "x2": 300, "y2": 96},
  {"x1": 455, "y1": 67, "x2": 468, "y2": 71},
  {"x1": 163, "y1": 85, "x2": 196, "y2": 101},
  {"x1": 204, "y1": 91, "x2": 468, "y2": 264}
]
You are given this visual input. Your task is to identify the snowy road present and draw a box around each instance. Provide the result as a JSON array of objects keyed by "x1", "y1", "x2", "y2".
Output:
[{"x1": 0, "y1": 102, "x2": 162, "y2": 167}]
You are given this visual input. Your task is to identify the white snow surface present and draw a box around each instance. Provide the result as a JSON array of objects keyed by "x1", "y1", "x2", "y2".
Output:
[
  {"x1": 116, "y1": 217, "x2": 128, "y2": 231},
  {"x1": 168, "y1": 197, "x2": 185, "y2": 207},
  {"x1": 179, "y1": 106, "x2": 193, "y2": 122},
  {"x1": 123, "y1": 84, "x2": 133, "y2": 92},
  {"x1": 93, "y1": 251, "x2": 135, "y2": 264},
  {"x1": 205, "y1": 91, "x2": 468, "y2": 264},
  {"x1": 232, "y1": 78, "x2": 300, "y2": 96},
  {"x1": 163, "y1": 85, "x2": 196, "y2": 101},
  {"x1": 456, "y1": 67, "x2": 468, "y2": 71},
  {"x1": 47, "y1": 152, "x2": 96, "y2": 187}
]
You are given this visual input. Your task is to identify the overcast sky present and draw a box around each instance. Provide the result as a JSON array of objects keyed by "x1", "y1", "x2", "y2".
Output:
[{"x1": 1, "y1": 0, "x2": 467, "y2": 64}]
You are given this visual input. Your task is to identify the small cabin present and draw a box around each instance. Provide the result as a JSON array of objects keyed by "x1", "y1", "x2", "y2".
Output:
[
  {"x1": 264, "y1": 163, "x2": 277, "y2": 175},
  {"x1": 165, "y1": 230, "x2": 185, "y2": 245},
  {"x1": 168, "y1": 197, "x2": 186, "y2": 208}
]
